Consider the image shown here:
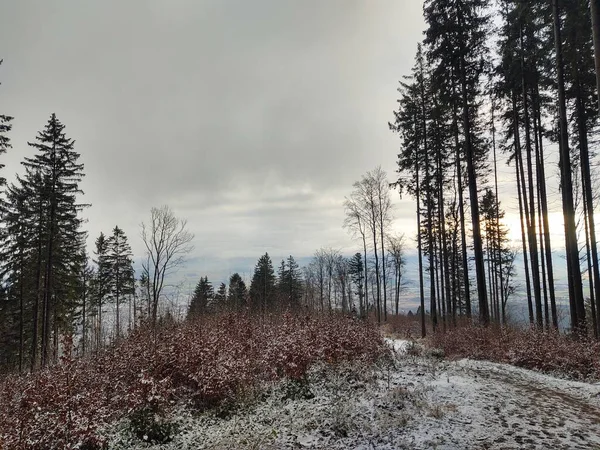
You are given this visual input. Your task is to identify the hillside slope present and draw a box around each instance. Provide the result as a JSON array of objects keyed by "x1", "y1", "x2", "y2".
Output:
[{"x1": 107, "y1": 340, "x2": 600, "y2": 449}]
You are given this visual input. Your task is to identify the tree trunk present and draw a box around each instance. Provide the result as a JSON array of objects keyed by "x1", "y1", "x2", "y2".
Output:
[
  {"x1": 553, "y1": 0, "x2": 586, "y2": 333},
  {"x1": 491, "y1": 93, "x2": 504, "y2": 325},
  {"x1": 458, "y1": 36, "x2": 487, "y2": 325},
  {"x1": 516, "y1": 141, "x2": 534, "y2": 326},
  {"x1": 590, "y1": 0, "x2": 600, "y2": 111},
  {"x1": 512, "y1": 92, "x2": 534, "y2": 325},
  {"x1": 451, "y1": 81, "x2": 472, "y2": 319},
  {"x1": 416, "y1": 150, "x2": 426, "y2": 338},
  {"x1": 520, "y1": 27, "x2": 543, "y2": 328},
  {"x1": 574, "y1": 64, "x2": 600, "y2": 336},
  {"x1": 533, "y1": 83, "x2": 558, "y2": 329}
]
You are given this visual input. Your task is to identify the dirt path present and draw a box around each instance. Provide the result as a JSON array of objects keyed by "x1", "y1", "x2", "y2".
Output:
[{"x1": 397, "y1": 355, "x2": 600, "y2": 449}]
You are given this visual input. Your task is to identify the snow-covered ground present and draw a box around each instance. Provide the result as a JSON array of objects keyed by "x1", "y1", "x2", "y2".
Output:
[{"x1": 106, "y1": 339, "x2": 600, "y2": 449}]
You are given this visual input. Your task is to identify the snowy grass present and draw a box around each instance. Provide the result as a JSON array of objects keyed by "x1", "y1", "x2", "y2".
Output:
[{"x1": 0, "y1": 312, "x2": 387, "y2": 449}]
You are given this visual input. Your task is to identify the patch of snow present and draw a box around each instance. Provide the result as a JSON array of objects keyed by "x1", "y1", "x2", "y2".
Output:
[{"x1": 384, "y1": 337, "x2": 411, "y2": 354}]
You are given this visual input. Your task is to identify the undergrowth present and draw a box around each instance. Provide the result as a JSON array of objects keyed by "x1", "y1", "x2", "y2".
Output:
[
  {"x1": 428, "y1": 324, "x2": 600, "y2": 380},
  {"x1": 0, "y1": 312, "x2": 387, "y2": 449}
]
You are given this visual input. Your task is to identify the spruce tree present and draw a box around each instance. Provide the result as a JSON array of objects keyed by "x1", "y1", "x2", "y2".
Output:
[
  {"x1": 187, "y1": 276, "x2": 213, "y2": 318},
  {"x1": 424, "y1": 0, "x2": 490, "y2": 324},
  {"x1": 93, "y1": 233, "x2": 110, "y2": 351},
  {"x1": 563, "y1": 0, "x2": 600, "y2": 335},
  {"x1": 21, "y1": 114, "x2": 86, "y2": 367},
  {"x1": 227, "y1": 273, "x2": 247, "y2": 310},
  {"x1": 77, "y1": 251, "x2": 94, "y2": 356},
  {"x1": 0, "y1": 182, "x2": 39, "y2": 372},
  {"x1": 391, "y1": 43, "x2": 436, "y2": 333},
  {"x1": 106, "y1": 226, "x2": 135, "y2": 339},
  {"x1": 348, "y1": 253, "x2": 365, "y2": 315},
  {"x1": 213, "y1": 283, "x2": 227, "y2": 310},
  {"x1": 277, "y1": 256, "x2": 303, "y2": 310},
  {"x1": 553, "y1": 0, "x2": 586, "y2": 333},
  {"x1": 249, "y1": 253, "x2": 276, "y2": 313}
]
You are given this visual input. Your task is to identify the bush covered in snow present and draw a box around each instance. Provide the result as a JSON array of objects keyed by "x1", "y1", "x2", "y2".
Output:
[{"x1": 0, "y1": 312, "x2": 387, "y2": 449}]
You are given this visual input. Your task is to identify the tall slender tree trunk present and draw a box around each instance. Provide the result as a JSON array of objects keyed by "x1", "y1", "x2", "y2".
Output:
[
  {"x1": 437, "y1": 208, "x2": 447, "y2": 331},
  {"x1": 491, "y1": 94, "x2": 503, "y2": 324},
  {"x1": 436, "y1": 145, "x2": 453, "y2": 327},
  {"x1": 458, "y1": 47, "x2": 488, "y2": 325},
  {"x1": 115, "y1": 267, "x2": 120, "y2": 340},
  {"x1": 31, "y1": 198, "x2": 44, "y2": 372},
  {"x1": 574, "y1": 70, "x2": 600, "y2": 336},
  {"x1": 82, "y1": 269, "x2": 87, "y2": 357},
  {"x1": 450, "y1": 197, "x2": 459, "y2": 323},
  {"x1": 42, "y1": 193, "x2": 56, "y2": 368},
  {"x1": 533, "y1": 84, "x2": 558, "y2": 329},
  {"x1": 451, "y1": 87, "x2": 472, "y2": 319},
  {"x1": 515, "y1": 133, "x2": 534, "y2": 325},
  {"x1": 533, "y1": 101, "x2": 550, "y2": 329},
  {"x1": 553, "y1": 0, "x2": 586, "y2": 333},
  {"x1": 512, "y1": 93, "x2": 534, "y2": 324},
  {"x1": 537, "y1": 178, "x2": 550, "y2": 330},
  {"x1": 378, "y1": 197, "x2": 388, "y2": 322},
  {"x1": 520, "y1": 28, "x2": 543, "y2": 328},
  {"x1": 18, "y1": 248, "x2": 24, "y2": 374},
  {"x1": 584, "y1": 198, "x2": 598, "y2": 337},
  {"x1": 371, "y1": 222, "x2": 381, "y2": 323},
  {"x1": 426, "y1": 147, "x2": 437, "y2": 331},
  {"x1": 590, "y1": 0, "x2": 600, "y2": 111},
  {"x1": 416, "y1": 140, "x2": 426, "y2": 338},
  {"x1": 361, "y1": 232, "x2": 368, "y2": 318}
]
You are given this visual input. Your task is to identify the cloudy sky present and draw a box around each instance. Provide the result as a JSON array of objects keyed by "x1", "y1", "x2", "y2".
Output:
[
  {"x1": 0, "y1": 0, "x2": 426, "y2": 285},
  {"x1": 0, "y1": 0, "x2": 576, "y2": 308}
]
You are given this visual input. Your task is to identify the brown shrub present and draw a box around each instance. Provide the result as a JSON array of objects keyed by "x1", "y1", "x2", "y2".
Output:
[
  {"x1": 429, "y1": 324, "x2": 600, "y2": 380},
  {"x1": 0, "y1": 312, "x2": 387, "y2": 449}
]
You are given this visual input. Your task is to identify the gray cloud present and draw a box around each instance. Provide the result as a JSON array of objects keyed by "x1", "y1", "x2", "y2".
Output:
[{"x1": 0, "y1": 0, "x2": 424, "y2": 283}]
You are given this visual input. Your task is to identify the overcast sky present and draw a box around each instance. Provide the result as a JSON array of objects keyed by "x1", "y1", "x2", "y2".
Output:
[
  {"x1": 1, "y1": 0, "x2": 579, "y2": 310},
  {"x1": 0, "y1": 0, "x2": 426, "y2": 286}
]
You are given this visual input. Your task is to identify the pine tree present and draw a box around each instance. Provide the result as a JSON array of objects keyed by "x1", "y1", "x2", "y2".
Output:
[
  {"x1": 21, "y1": 114, "x2": 87, "y2": 367},
  {"x1": 249, "y1": 253, "x2": 276, "y2": 314},
  {"x1": 553, "y1": 0, "x2": 586, "y2": 333},
  {"x1": 93, "y1": 233, "x2": 110, "y2": 351},
  {"x1": 214, "y1": 282, "x2": 227, "y2": 309},
  {"x1": 227, "y1": 273, "x2": 247, "y2": 310},
  {"x1": 0, "y1": 181, "x2": 38, "y2": 371},
  {"x1": 105, "y1": 226, "x2": 135, "y2": 339},
  {"x1": 348, "y1": 253, "x2": 365, "y2": 315},
  {"x1": 277, "y1": 256, "x2": 303, "y2": 310},
  {"x1": 480, "y1": 189, "x2": 515, "y2": 323},
  {"x1": 77, "y1": 251, "x2": 94, "y2": 357},
  {"x1": 391, "y1": 43, "x2": 436, "y2": 334},
  {"x1": 187, "y1": 276, "x2": 213, "y2": 318},
  {"x1": 562, "y1": 0, "x2": 600, "y2": 335},
  {"x1": 424, "y1": 0, "x2": 490, "y2": 324},
  {"x1": 277, "y1": 259, "x2": 288, "y2": 307}
]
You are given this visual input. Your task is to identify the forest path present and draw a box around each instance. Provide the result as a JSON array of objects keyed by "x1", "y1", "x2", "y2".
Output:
[{"x1": 394, "y1": 346, "x2": 600, "y2": 449}]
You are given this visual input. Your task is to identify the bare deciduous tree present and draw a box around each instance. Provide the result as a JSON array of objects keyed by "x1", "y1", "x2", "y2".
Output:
[
  {"x1": 140, "y1": 205, "x2": 194, "y2": 328},
  {"x1": 388, "y1": 233, "x2": 406, "y2": 315},
  {"x1": 345, "y1": 168, "x2": 393, "y2": 322}
]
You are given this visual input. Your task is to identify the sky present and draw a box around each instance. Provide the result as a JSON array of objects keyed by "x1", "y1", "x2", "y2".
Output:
[
  {"x1": 0, "y1": 0, "x2": 583, "y2": 311},
  {"x1": 0, "y1": 0, "x2": 425, "y2": 287}
]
